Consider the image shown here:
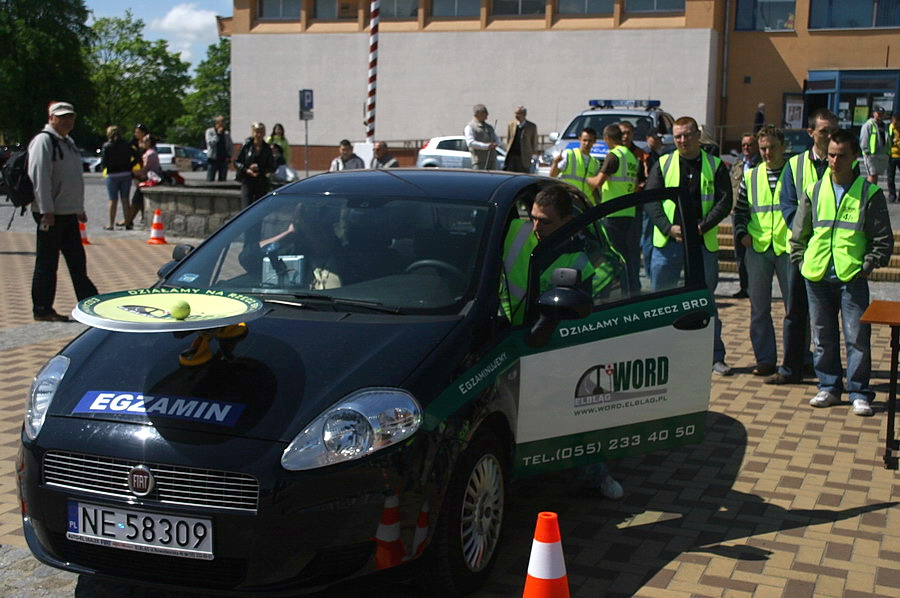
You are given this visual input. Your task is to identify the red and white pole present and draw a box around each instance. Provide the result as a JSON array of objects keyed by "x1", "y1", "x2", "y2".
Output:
[{"x1": 366, "y1": 1, "x2": 379, "y2": 142}]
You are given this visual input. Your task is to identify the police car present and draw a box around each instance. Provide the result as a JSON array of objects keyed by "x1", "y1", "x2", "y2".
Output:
[
  {"x1": 17, "y1": 169, "x2": 713, "y2": 595},
  {"x1": 537, "y1": 100, "x2": 676, "y2": 175}
]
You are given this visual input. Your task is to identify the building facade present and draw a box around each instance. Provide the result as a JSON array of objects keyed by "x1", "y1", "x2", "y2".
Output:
[{"x1": 220, "y1": 1, "x2": 898, "y2": 164}]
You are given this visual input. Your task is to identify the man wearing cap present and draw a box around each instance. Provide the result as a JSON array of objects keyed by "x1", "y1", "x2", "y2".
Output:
[
  {"x1": 859, "y1": 105, "x2": 890, "y2": 185},
  {"x1": 464, "y1": 104, "x2": 499, "y2": 170},
  {"x1": 28, "y1": 101, "x2": 98, "y2": 322}
]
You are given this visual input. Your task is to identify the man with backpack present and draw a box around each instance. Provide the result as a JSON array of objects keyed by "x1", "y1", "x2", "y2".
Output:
[{"x1": 28, "y1": 101, "x2": 97, "y2": 321}]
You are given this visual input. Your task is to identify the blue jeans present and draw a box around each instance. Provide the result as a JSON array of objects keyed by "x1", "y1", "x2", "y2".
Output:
[
  {"x1": 805, "y1": 276, "x2": 873, "y2": 402},
  {"x1": 779, "y1": 261, "x2": 813, "y2": 378},
  {"x1": 745, "y1": 247, "x2": 790, "y2": 366},
  {"x1": 105, "y1": 172, "x2": 132, "y2": 202},
  {"x1": 640, "y1": 212, "x2": 654, "y2": 285},
  {"x1": 651, "y1": 241, "x2": 725, "y2": 362},
  {"x1": 603, "y1": 216, "x2": 640, "y2": 295}
]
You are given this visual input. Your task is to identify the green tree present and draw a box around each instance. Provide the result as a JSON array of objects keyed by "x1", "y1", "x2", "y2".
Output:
[
  {"x1": 85, "y1": 11, "x2": 190, "y2": 142},
  {"x1": 0, "y1": 0, "x2": 94, "y2": 143},
  {"x1": 172, "y1": 38, "x2": 231, "y2": 147}
]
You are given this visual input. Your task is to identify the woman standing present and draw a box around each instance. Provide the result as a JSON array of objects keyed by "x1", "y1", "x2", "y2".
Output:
[
  {"x1": 235, "y1": 122, "x2": 274, "y2": 208},
  {"x1": 131, "y1": 136, "x2": 162, "y2": 225},
  {"x1": 266, "y1": 123, "x2": 291, "y2": 164},
  {"x1": 100, "y1": 125, "x2": 134, "y2": 230}
]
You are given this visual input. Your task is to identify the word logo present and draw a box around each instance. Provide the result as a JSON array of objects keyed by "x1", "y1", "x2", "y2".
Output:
[{"x1": 73, "y1": 391, "x2": 245, "y2": 427}]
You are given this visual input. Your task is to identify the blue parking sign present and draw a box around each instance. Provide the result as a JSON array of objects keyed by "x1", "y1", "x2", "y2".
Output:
[{"x1": 300, "y1": 89, "x2": 314, "y2": 111}]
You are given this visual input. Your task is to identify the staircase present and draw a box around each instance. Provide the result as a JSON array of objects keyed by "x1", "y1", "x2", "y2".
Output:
[{"x1": 716, "y1": 223, "x2": 900, "y2": 282}]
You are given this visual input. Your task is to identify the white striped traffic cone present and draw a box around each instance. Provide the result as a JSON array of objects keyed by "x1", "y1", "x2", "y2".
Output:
[
  {"x1": 406, "y1": 501, "x2": 429, "y2": 560},
  {"x1": 146, "y1": 209, "x2": 167, "y2": 245},
  {"x1": 523, "y1": 512, "x2": 569, "y2": 598},
  {"x1": 79, "y1": 221, "x2": 91, "y2": 245},
  {"x1": 373, "y1": 492, "x2": 405, "y2": 570}
]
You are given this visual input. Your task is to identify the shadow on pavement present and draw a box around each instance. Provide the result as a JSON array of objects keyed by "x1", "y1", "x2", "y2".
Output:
[{"x1": 75, "y1": 411, "x2": 896, "y2": 597}]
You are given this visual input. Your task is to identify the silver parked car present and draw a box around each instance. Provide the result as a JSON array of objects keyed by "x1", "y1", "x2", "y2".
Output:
[{"x1": 416, "y1": 135, "x2": 508, "y2": 170}]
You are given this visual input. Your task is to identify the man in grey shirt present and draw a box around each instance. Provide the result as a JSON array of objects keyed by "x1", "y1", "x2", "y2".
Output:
[
  {"x1": 28, "y1": 101, "x2": 97, "y2": 321},
  {"x1": 464, "y1": 104, "x2": 499, "y2": 170}
]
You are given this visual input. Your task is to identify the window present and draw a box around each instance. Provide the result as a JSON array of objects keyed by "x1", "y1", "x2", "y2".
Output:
[
  {"x1": 314, "y1": 0, "x2": 357, "y2": 19},
  {"x1": 809, "y1": 0, "x2": 900, "y2": 29},
  {"x1": 381, "y1": 0, "x2": 418, "y2": 18},
  {"x1": 624, "y1": 0, "x2": 685, "y2": 12},
  {"x1": 558, "y1": 0, "x2": 614, "y2": 15},
  {"x1": 492, "y1": 0, "x2": 546, "y2": 16},
  {"x1": 260, "y1": 0, "x2": 301, "y2": 19},
  {"x1": 432, "y1": 0, "x2": 480, "y2": 16},
  {"x1": 735, "y1": 0, "x2": 795, "y2": 30}
]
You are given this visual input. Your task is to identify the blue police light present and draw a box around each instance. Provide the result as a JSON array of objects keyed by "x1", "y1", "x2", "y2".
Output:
[{"x1": 588, "y1": 99, "x2": 662, "y2": 110}]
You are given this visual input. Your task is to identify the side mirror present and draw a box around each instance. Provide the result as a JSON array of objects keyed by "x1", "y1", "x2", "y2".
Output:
[
  {"x1": 660, "y1": 133, "x2": 674, "y2": 145},
  {"x1": 526, "y1": 268, "x2": 592, "y2": 347},
  {"x1": 156, "y1": 244, "x2": 195, "y2": 279},
  {"x1": 548, "y1": 132, "x2": 559, "y2": 143}
]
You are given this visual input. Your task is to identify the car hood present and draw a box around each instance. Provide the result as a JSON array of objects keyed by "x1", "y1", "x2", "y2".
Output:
[{"x1": 50, "y1": 312, "x2": 460, "y2": 443}]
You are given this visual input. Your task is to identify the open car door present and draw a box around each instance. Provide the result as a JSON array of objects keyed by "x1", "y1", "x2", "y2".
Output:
[{"x1": 512, "y1": 187, "x2": 715, "y2": 475}]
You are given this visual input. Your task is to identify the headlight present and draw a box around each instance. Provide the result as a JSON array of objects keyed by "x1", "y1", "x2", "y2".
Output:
[
  {"x1": 281, "y1": 388, "x2": 422, "y2": 471},
  {"x1": 537, "y1": 152, "x2": 554, "y2": 167},
  {"x1": 24, "y1": 355, "x2": 70, "y2": 441}
]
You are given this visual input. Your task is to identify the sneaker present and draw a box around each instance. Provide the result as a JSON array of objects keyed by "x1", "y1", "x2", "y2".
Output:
[
  {"x1": 598, "y1": 475, "x2": 624, "y2": 500},
  {"x1": 33, "y1": 311, "x2": 72, "y2": 322},
  {"x1": 731, "y1": 289, "x2": 749, "y2": 299},
  {"x1": 764, "y1": 372, "x2": 801, "y2": 385},
  {"x1": 809, "y1": 390, "x2": 839, "y2": 408},
  {"x1": 852, "y1": 399, "x2": 873, "y2": 416},
  {"x1": 712, "y1": 361, "x2": 733, "y2": 376}
]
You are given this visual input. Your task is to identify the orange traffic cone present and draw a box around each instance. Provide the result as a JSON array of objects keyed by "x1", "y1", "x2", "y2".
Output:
[
  {"x1": 406, "y1": 501, "x2": 429, "y2": 560},
  {"x1": 147, "y1": 209, "x2": 167, "y2": 245},
  {"x1": 79, "y1": 221, "x2": 91, "y2": 245},
  {"x1": 523, "y1": 512, "x2": 569, "y2": 598},
  {"x1": 374, "y1": 492, "x2": 406, "y2": 570}
]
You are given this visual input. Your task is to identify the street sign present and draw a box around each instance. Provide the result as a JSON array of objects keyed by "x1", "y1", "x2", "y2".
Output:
[
  {"x1": 300, "y1": 89, "x2": 314, "y2": 111},
  {"x1": 300, "y1": 110, "x2": 314, "y2": 121}
]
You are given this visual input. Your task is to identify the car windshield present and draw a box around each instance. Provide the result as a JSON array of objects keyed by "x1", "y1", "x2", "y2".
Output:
[
  {"x1": 164, "y1": 193, "x2": 490, "y2": 314},
  {"x1": 562, "y1": 114, "x2": 654, "y2": 142}
]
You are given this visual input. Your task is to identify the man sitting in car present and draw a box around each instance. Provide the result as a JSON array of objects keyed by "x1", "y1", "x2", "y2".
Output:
[{"x1": 500, "y1": 184, "x2": 618, "y2": 327}]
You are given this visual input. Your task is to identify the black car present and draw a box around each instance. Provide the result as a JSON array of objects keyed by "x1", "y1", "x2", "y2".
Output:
[{"x1": 17, "y1": 169, "x2": 714, "y2": 595}]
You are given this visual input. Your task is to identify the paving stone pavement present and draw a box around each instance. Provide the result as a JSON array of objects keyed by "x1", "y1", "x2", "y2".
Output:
[{"x1": 0, "y1": 225, "x2": 899, "y2": 597}]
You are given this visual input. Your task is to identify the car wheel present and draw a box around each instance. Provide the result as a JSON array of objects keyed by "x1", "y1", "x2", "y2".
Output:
[{"x1": 420, "y1": 434, "x2": 506, "y2": 596}]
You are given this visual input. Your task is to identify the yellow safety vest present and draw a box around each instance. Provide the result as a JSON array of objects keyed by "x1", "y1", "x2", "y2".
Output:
[
  {"x1": 800, "y1": 173, "x2": 878, "y2": 282},
  {"x1": 652, "y1": 150, "x2": 721, "y2": 252},
  {"x1": 601, "y1": 145, "x2": 639, "y2": 217},
  {"x1": 500, "y1": 219, "x2": 612, "y2": 326},
  {"x1": 744, "y1": 163, "x2": 789, "y2": 255},
  {"x1": 787, "y1": 150, "x2": 823, "y2": 202},
  {"x1": 558, "y1": 149, "x2": 600, "y2": 204}
]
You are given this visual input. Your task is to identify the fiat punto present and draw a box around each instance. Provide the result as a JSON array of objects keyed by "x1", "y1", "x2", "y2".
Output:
[{"x1": 18, "y1": 169, "x2": 713, "y2": 595}]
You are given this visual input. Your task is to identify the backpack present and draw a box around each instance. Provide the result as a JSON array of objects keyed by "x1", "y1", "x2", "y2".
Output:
[{"x1": 2, "y1": 130, "x2": 62, "y2": 228}]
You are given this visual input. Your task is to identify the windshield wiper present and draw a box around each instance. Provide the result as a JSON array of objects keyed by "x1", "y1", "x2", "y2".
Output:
[{"x1": 267, "y1": 293, "x2": 403, "y2": 314}]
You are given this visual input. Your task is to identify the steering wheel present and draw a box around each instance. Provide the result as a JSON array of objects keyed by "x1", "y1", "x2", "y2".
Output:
[{"x1": 405, "y1": 259, "x2": 467, "y2": 286}]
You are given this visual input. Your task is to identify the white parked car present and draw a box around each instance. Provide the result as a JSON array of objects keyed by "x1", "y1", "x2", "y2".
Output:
[
  {"x1": 155, "y1": 144, "x2": 194, "y2": 171},
  {"x1": 416, "y1": 135, "x2": 508, "y2": 170}
]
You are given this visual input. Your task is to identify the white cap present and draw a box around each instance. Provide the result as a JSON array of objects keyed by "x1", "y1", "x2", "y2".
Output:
[{"x1": 48, "y1": 102, "x2": 76, "y2": 117}]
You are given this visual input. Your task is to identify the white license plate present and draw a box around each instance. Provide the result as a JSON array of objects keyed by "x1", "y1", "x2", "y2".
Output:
[{"x1": 66, "y1": 501, "x2": 213, "y2": 560}]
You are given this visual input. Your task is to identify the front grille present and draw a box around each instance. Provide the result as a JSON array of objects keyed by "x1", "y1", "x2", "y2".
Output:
[{"x1": 43, "y1": 451, "x2": 259, "y2": 512}]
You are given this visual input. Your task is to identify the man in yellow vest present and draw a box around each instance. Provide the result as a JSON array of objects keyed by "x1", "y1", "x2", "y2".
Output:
[
  {"x1": 645, "y1": 116, "x2": 733, "y2": 375},
  {"x1": 499, "y1": 184, "x2": 623, "y2": 499},
  {"x1": 859, "y1": 105, "x2": 889, "y2": 185},
  {"x1": 790, "y1": 129, "x2": 894, "y2": 416},
  {"x1": 550, "y1": 127, "x2": 601, "y2": 204},
  {"x1": 732, "y1": 126, "x2": 791, "y2": 377},
  {"x1": 586, "y1": 124, "x2": 640, "y2": 294},
  {"x1": 767, "y1": 108, "x2": 838, "y2": 385},
  {"x1": 888, "y1": 113, "x2": 900, "y2": 203}
]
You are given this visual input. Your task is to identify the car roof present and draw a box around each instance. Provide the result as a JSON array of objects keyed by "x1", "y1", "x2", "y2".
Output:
[
  {"x1": 576, "y1": 108, "x2": 670, "y2": 117},
  {"x1": 274, "y1": 168, "x2": 535, "y2": 204}
]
